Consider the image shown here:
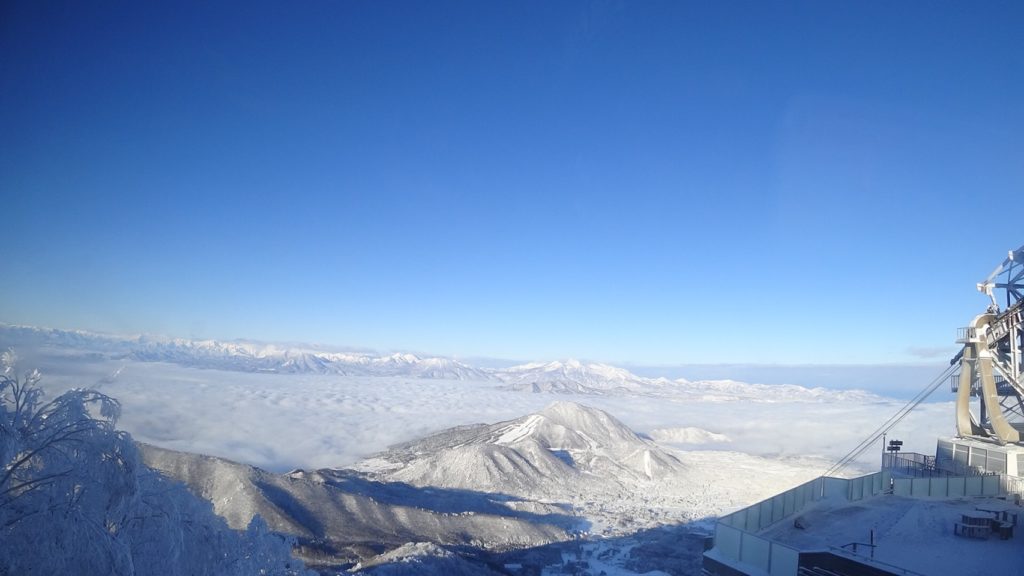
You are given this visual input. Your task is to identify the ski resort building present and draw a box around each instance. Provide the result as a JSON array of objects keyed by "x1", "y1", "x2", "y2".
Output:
[{"x1": 703, "y1": 246, "x2": 1024, "y2": 576}]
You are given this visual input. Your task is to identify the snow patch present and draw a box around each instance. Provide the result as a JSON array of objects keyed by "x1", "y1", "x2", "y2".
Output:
[{"x1": 650, "y1": 427, "x2": 732, "y2": 445}]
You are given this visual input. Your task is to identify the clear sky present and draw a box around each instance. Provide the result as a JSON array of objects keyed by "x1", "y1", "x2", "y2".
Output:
[{"x1": 1, "y1": 1, "x2": 1022, "y2": 365}]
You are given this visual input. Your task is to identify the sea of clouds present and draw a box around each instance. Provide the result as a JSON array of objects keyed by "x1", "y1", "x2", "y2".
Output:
[{"x1": 22, "y1": 352, "x2": 956, "y2": 473}]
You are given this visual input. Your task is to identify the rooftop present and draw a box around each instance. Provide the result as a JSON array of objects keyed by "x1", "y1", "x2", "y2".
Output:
[{"x1": 759, "y1": 493, "x2": 1023, "y2": 576}]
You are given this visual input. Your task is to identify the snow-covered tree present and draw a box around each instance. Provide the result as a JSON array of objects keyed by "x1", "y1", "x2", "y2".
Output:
[{"x1": 0, "y1": 350, "x2": 311, "y2": 575}]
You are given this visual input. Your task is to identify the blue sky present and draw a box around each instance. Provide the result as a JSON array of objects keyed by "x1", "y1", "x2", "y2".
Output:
[{"x1": 1, "y1": 1, "x2": 1022, "y2": 365}]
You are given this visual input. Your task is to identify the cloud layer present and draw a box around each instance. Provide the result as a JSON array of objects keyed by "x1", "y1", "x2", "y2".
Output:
[{"x1": 26, "y1": 353, "x2": 956, "y2": 474}]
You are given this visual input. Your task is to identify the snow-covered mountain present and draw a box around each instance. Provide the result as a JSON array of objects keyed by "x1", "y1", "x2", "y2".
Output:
[
  {"x1": 0, "y1": 323, "x2": 882, "y2": 401},
  {"x1": 131, "y1": 399, "x2": 825, "y2": 575},
  {"x1": 0, "y1": 324, "x2": 491, "y2": 380},
  {"x1": 0, "y1": 323, "x2": 132, "y2": 354},
  {"x1": 132, "y1": 339, "x2": 493, "y2": 379},
  {"x1": 139, "y1": 443, "x2": 570, "y2": 571},
  {"x1": 369, "y1": 401, "x2": 688, "y2": 498},
  {"x1": 2, "y1": 323, "x2": 897, "y2": 574},
  {"x1": 494, "y1": 360, "x2": 881, "y2": 402},
  {"x1": 496, "y1": 359, "x2": 649, "y2": 393},
  {"x1": 669, "y1": 378, "x2": 882, "y2": 403},
  {"x1": 650, "y1": 426, "x2": 732, "y2": 445},
  {"x1": 139, "y1": 402, "x2": 714, "y2": 571},
  {"x1": 349, "y1": 401, "x2": 826, "y2": 547}
]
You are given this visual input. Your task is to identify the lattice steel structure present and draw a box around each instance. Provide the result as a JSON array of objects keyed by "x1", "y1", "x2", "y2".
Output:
[{"x1": 955, "y1": 246, "x2": 1024, "y2": 443}]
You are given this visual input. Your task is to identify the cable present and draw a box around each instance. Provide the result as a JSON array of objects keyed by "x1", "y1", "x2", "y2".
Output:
[
  {"x1": 825, "y1": 363, "x2": 955, "y2": 476},
  {"x1": 826, "y1": 363, "x2": 955, "y2": 476},
  {"x1": 824, "y1": 363, "x2": 958, "y2": 477}
]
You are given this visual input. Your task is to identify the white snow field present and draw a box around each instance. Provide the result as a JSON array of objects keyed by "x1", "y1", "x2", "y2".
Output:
[
  {"x1": 352, "y1": 401, "x2": 840, "y2": 536},
  {"x1": 760, "y1": 495, "x2": 1024, "y2": 576},
  {"x1": 0, "y1": 325, "x2": 961, "y2": 574}
]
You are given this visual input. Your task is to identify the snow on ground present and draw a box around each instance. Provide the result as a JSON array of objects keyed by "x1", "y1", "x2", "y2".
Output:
[
  {"x1": 761, "y1": 495, "x2": 1024, "y2": 576},
  {"x1": 9, "y1": 342, "x2": 969, "y2": 575},
  {"x1": 23, "y1": 352, "x2": 954, "y2": 473},
  {"x1": 1, "y1": 330, "x2": 974, "y2": 576},
  {"x1": 541, "y1": 542, "x2": 672, "y2": 576},
  {"x1": 348, "y1": 402, "x2": 826, "y2": 535},
  {"x1": 649, "y1": 427, "x2": 731, "y2": 445}
]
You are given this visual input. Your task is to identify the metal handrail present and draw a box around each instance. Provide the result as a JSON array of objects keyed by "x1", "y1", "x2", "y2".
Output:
[
  {"x1": 949, "y1": 372, "x2": 1015, "y2": 394},
  {"x1": 839, "y1": 540, "x2": 876, "y2": 556},
  {"x1": 985, "y1": 299, "x2": 1024, "y2": 347},
  {"x1": 826, "y1": 546, "x2": 927, "y2": 576},
  {"x1": 957, "y1": 326, "x2": 978, "y2": 342}
]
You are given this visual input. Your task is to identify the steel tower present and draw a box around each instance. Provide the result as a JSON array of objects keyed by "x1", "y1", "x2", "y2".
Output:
[{"x1": 955, "y1": 245, "x2": 1024, "y2": 443}]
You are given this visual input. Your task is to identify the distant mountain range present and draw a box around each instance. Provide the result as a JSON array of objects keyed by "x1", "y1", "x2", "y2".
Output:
[
  {"x1": 499, "y1": 358, "x2": 648, "y2": 393},
  {"x1": 0, "y1": 323, "x2": 880, "y2": 402}
]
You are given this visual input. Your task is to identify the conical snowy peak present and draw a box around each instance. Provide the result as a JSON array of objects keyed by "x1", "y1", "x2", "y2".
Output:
[
  {"x1": 378, "y1": 352, "x2": 421, "y2": 364},
  {"x1": 536, "y1": 401, "x2": 643, "y2": 445},
  {"x1": 362, "y1": 402, "x2": 688, "y2": 501},
  {"x1": 499, "y1": 359, "x2": 648, "y2": 394},
  {"x1": 490, "y1": 411, "x2": 600, "y2": 452}
]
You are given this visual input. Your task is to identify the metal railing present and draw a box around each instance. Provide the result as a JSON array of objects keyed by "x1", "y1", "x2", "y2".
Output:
[
  {"x1": 884, "y1": 452, "x2": 998, "y2": 478},
  {"x1": 949, "y1": 372, "x2": 1016, "y2": 395},
  {"x1": 935, "y1": 458, "x2": 999, "y2": 477},
  {"x1": 1001, "y1": 475, "x2": 1024, "y2": 499},
  {"x1": 882, "y1": 452, "x2": 939, "y2": 477},
  {"x1": 985, "y1": 299, "x2": 1024, "y2": 347},
  {"x1": 826, "y1": 547, "x2": 928, "y2": 576}
]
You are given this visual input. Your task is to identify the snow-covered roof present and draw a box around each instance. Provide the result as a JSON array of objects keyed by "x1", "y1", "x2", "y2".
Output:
[{"x1": 761, "y1": 494, "x2": 1024, "y2": 576}]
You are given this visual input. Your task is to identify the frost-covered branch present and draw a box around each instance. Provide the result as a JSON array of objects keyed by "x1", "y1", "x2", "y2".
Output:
[{"x1": 0, "y1": 350, "x2": 312, "y2": 575}]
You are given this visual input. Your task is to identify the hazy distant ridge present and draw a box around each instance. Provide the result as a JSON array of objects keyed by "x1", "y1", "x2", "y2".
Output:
[{"x1": 0, "y1": 323, "x2": 880, "y2": 402}]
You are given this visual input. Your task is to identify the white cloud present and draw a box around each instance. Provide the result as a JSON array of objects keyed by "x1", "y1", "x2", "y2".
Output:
[
  {"x1": 905, "y1": 346, "x2": 958, "y2": 359},
  {"x1": 28, "y1": 354, "x2": 957, "y2": 475}
]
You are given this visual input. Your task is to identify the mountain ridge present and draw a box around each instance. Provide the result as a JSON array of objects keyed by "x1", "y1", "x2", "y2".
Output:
[
  {"x1": 0, "y1": 322, "x2": 881, "y2": 401},
  {"x1": 357, "y1": 401, "x2": 692, "y2": 524},
  {"x1": 138, "y1": 442, "x2": 572, "y2": 571}
]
